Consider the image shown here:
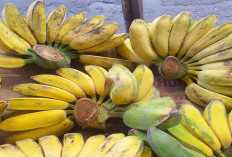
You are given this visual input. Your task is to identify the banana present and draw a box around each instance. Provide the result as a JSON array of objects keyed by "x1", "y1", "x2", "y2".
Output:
[
  {"x1": 27, "y1": 0, "x2": 46, "y2": 44},
  {"x1": 117, "y1": 38, "x2": 152, "y2": 64},
  {"x1": 61, "y1": 133, "x2": 84, "y2": 157},
  {"x1": 177, "y1": 15, "x2": 217, "y2": 59},
  {"x1": 16, "y1": 139, "x2": 44, "y2": 157},
  {"x1": 203, "y1": 99, "x2": 232, "y2": 148},
  {"x1": 78, "y1": 33, "x2": 128, "y2": 53},
  {"x1": 180, "y1": 103, "x2": 223, "y2": 155},
  {"x1": 69, "y1": 22, "x2": 119, "y2": 50},
  {"x1": 109, "y1": 66, "x2": 137, "y2": 104},
  {"x1": 140, "y1": 86, "x2": 160, "y2": 101},
  {"x1": 2, "y1": 3, "x2": 37, "y2": 46},
  {"x1": 184, "y1": 33, "x2": 232, "y2": 64},
  {"x1": 2, "y1": 110, "x2": 36, "y2": 120},
  {"x1": 61, "y1": 15, "x2": 105, "y2": 45},
  {"x1": 167, "y1": 123, "x2": 213, "y2": 156},
  {"x1": 55, "y1": 12, "x2": 86, "y2": 44},
  {"x1": 32, "y1": 74, "x2": 86, "y2": 98},
  {"x1": 92, "y1": 133, "x2": 125, "y2": 156},
  {"x1": 168, "y1": 11, "x2": 191, "y2": 56},
  {"x1": 5, "y1": 118, "x2": 74, "y2": 144},
  {"x1": 188, "y1": 19, "x2": 197, "y2": 31},
  {"x1": 0, "y1": 36, "x2": 19, "y2": 55},
  {"x1": 0, "y1": 144, "x2": 26, "y2": 157},
  {"x1": 12, "y1": 83, "x2": 77, "y2": 102},
  {"x1": 46, "y1": 6, "x2": 66, "y2": 43},
  {"x1": 39, "y1": 135, "x2": 62, "y2": 157},
  {"x1": 228, "y1": 111, "x2": 232, "y2": 135},
  {"x1": 78, "y1": 135, "x2": 105, "y2": 157},
  {"x1": 187, "y1": 61, "x2": 232, "y2": 71},
  {"x1": 133, "y1": 64, "x2": 154, "y2": 102},
  {"x1": 182, "y1": 22, "x2": 232, "y2": 62},
  {"x1": 56, "y1": 68, "x2": 96, "y2": 96},
  {"x1": 79, "y1": 55, "x2": 134, "y2": 69},
  {"x1": 141, "y1": 146, "x2": 153, "y2": 157},
  {"x1": 150, "y1": 15, "x2": 172, "y2": 58},
  {"x1": 0, "y1": 55, "x2": 27, "y2": 68},
  {"x1": 0, "y1": 110, "x2": 66, "y2": 131},
  {"x1": 104, "y1": 136, "x2": 144, "y2": 157},
  {"x1": 6, "y1": 97, "x2": 71, "y2": 110},
  {"x1": 129, "y1": 19, "x2": 159, "y2": 61}
]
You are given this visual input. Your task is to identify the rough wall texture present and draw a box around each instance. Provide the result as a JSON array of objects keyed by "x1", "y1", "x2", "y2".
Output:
[{"x1": 0, "y1": 0, "x2": 232, "y2": 33}]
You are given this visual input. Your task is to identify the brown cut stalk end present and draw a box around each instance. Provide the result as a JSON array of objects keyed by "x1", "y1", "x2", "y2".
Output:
[
  {"x1": 161, "y1": 56, "x2": 181, "y2": 77},
  {"x1": 74, "y1": 98, "x2": 99, "y2": 123}
]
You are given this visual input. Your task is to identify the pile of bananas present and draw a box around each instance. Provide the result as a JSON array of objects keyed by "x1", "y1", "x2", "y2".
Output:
[
  {"x1": 117, "y1": 11, "x2": 232, "y2": 108},
  {"x1": 0, "y1": 133, "x2": 153, "y2": 157}
]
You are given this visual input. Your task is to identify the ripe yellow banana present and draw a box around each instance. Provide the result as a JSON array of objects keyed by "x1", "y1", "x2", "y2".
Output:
[
  {"x1": 0, "y1": 110, "x2": 66, "y2": 131},
  {"x1": 177, "y1": 15, "x2": 217, "y2": 59},
  {"x1": 167, "y1": 123, "x2": 213, "y2": 156},
  {"x1": 78, "y1": 135, "x2": 105, "y2": 157},
  {"x1": 12, "y1": 83, "x2": 77, "y2": 102},
  {"x1": 56, "y1": 68, "x2": 96, "y2": 96},
  {"x1": 61, "y1": 133, "x2": 84, "y2": 157},
  {"x1": 27, "y1": 0, "x2": 46, "y2": 44},
  {"x1": 5, "y1": 118, "x2": 74, "y2": 144},
  {"x1": 78, "y1": 33, "x2": 128, "y2": 53},
  {"x1": 0, "y1": 37, "x2": 19, "y2": 55},
  {"x1": 61, "y1": 15, "x2": 104, "y2": 45},
  {"x1": 0, "y1": 55, "x2": 26, "y2": 68},
  {"x1": 92, "y1": 133, "x2": 125, "y2": 156},
  {"x1": 150, "y1": 14, "x2": 172, "y2": 58},
  {"x1": 39, "y1": 135, "x2": 62, "y2": 157},
  {"x1": 228, "y1": 111, "x2": 232, "y2": 135},
  {"x1": 133, "y1": 64, "x2": 154, "y2": 102},
  {"x1": 180, "y1": 103, "x2": 223, "y2": 155},
  {"x1": 129, "y1": 19, "x2": 159, "y2": 61},
  {"x1": 104, "y1": 136, "x2": 144, "y2": 157},
  {"x1": 2, "y1": 3, "x2": 37, "y2": 46},
  {"x1": 140, "y1": 86, "x2": 160, "y2": 101},
  {"x1": 55, "y1": 12, "x2": 86, "y2": 44},
  {"x1": 16, "y1": 139, "x2": 43, "y2": 157},
  {"x1": 188, "y1": 19, "x2": 197, "y2": 31},
  {"x1": 203, "y1": 99, "x2": 232, "y2": 148},
  {"x1": 46, "y1": 6, "x2": 66, "y2": 43},
  {"x1": 32, "y1": 74, "x2": 86, "y2": 98},
  {"x1": 6, "y1": 97, "x2": 71, "y2": 110},
  {"x1": 141, "y1": 146, "x2": 153, "y2": 157},
  {"x1": 2, "y1": 110, "x2": 36, "y2": 120},
  {"x1": 0, "y1": 144, "x2": 26, "y2": 157},
  {"x1": 69, "y1": 22, "x2": 119, "y2": 50},
  {"x1": 168, "y1": 11, "x2": 191, "y2": 56},
  {"x1": 109, "y1": 66, "x2": 137, "y2": 104},
  {"x1": 187, "y1": 61, "x2": 232, "y2": 71}
]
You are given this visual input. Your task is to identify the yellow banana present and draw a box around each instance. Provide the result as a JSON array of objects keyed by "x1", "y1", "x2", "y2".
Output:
[
  {"x1": 78, "y1": 135, "x2": 105, "y2": 157},
  {"x1": 93, "y1": 133, "x2": 125, "y2": 156},
  {"x1": 6, "y1": 97, "x2": 71, "y2": 110},
  {"x1": 180, "y1": 103, "x2": 222, "y2": 155},
  {"x1": 5, "y1": 118, "x2": 74, "y2": 144},
  {"x1": 78, "y1": 33, "x2": 128, "y2": 53},
  {"x1": 177, "y1": 15, "x2": 217, "y2": 59},
  {"x1": 109, "y1": 66, "x2": 137, "y2": 105},
  {"x1": 0, "y1": 144, "x2": 26, "y2": 157},
  {"x1": 150, "y1": 15, "x2": 172, "y2": 58},
  {"x1": 16, "y1": 139, "x2": 43, "y2": 157},
  {"x1": 61, "y1": 15, "x2": 105, "y2": 45},
  {"x1": 187, "y1": 61, "x2": 232, "y2": 71},
  {"x1": 228, "y1": 111, "x2": 232, "y2": 135},
  {"x1": 140, "y1": 86, "x2": 160, "y2": 101},
  {"x1": 0, "y1": 55, "x2": 26, "y2": 68},
  {"x1": 141, "y1": 146, "x2": 153, "y2": 157},
  {"x1": 188, "y1": 19, "x2": 197, "y2": 31},
  {"x1": 27, "y1": 0, "x2": 46, "y2": 44},
  {"x1": 39, "y1": 135, "x2": 62, "y2": 157},
  {"x1": 46, "y1": 6, "x2": 66, "y2": 43},
  {"x1": 56, "y1": 68, "x2": 96, "y2": 96},
  {"x1": 12, "y1": 83, "x2": 77, "y2": 102},
  {"x1": 117, "y1": 38, "x2": 151, "y2": 64},
  {"x1": 129, "y1": 19, "x2": 159, "y2": 61},
  {"x1": 55, "y1": 12, "x2": 86, "y2": 44},
  {"x1": 2, "y1": 3, "x2": 37, "y2": 46},
  {"x1": 168, "y1": 11, "x2": 191, "y2": 56},
  {"x1": 0, "y1": 110, "x2": 66, "y2": 131},
  {"x1": 167, "y1": 123, "x2": 213, "y2": 156},
  {"x1": 0, "y1": 36, "x2": 19, "y2": 55},
  {"x1": 61, "y1": 133, "x2": 84, "y2": 157},
  {"x1": 69, "y1": 22, "x2": 119, "y2": 50},
  {"x1": 133, "y1": 64, "x2": 154, "y2": 102},
  {"x1": 104, "y1": 136, "x2": 144, "y2": 157},
  {"x1": 113, "y1": 63, "x2": 131, "y2": 72},
  {"x1": 203, "y1": 99, "x2": 232, "y2": 148},
  {"x1": 32, "y1": 74, "x2": 86, "y2": 98},
  {"x1": 2, "y1": 110, "x2": 36, "y2": 120}
]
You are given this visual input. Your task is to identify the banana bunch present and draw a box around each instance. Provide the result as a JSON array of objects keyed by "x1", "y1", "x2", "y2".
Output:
[
  {"x1": 117, "y1": 11, "x2": 232, "y2": 109},
  {"x1": 0, "y1": 1, "x2": 131, "y2": 71},
  {"x1": 0, "y1": 133, "x2": 151, "y2": 157}
]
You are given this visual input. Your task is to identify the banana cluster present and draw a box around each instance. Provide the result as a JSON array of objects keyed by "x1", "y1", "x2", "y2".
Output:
[{"x1": 0, "y1": 133, "x2": 152, "y2": 157}]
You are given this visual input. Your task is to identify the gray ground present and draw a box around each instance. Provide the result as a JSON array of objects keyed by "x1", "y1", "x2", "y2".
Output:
[{"x1": 0, "y1": 0, "x2": 232, "y2": 32}]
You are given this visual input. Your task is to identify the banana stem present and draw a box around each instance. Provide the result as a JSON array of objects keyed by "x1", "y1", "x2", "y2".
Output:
[
  {"x1": 62, "y1": 46, "x2": 72, "y2": 52},
  {"x1": 65, "y1": 110, "x2": 74, "y2": 115},
  {"x1": 65, "y1": 52, "x2": 80, "y2": 59},
  {"x1": 68, "y1": 104, "x2": 75, "y2": 109},
  {"x1": 187, "y1": 70, "x2": 199, "y2": 76},
  {"x1": 110, "y1": 111, "x2": 124, "y2": 118},
  {"x1": 181, "y1": 76, "x2": 193, "y2": 85},
  {"x1": 186, "y1": 62, "x2": 199, "y2": 67},
  {"x1": 215, "y1": 150, "x2": 226, "y2": 157},
  {"x1": 24, "y1": 57, "x2": 35, "y2": 64},
  {"x1": 92, "y1": 95, "x2": 97, "y2": 103},
  {"x1": 97, "y1": 96, "x2": 105, "y2": 105},
  {"x1": 180, "y1": 55, "x2": 189, "y2": 63},
  {"x1": 47, "y1": 42, "x2": 53, "y2": 46},
  {"x1": 58, "y1": 44, "x2": 66, "y2": 49},
  {"x1": 188, "y1": 74, "x2": 199, "y2": 81},
  {"x1": 53, "y1": 43, "x2": 59, "y2": 49},
  {"x1": 187, "y1": 66, "x2": 201, "y2": 70}
]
